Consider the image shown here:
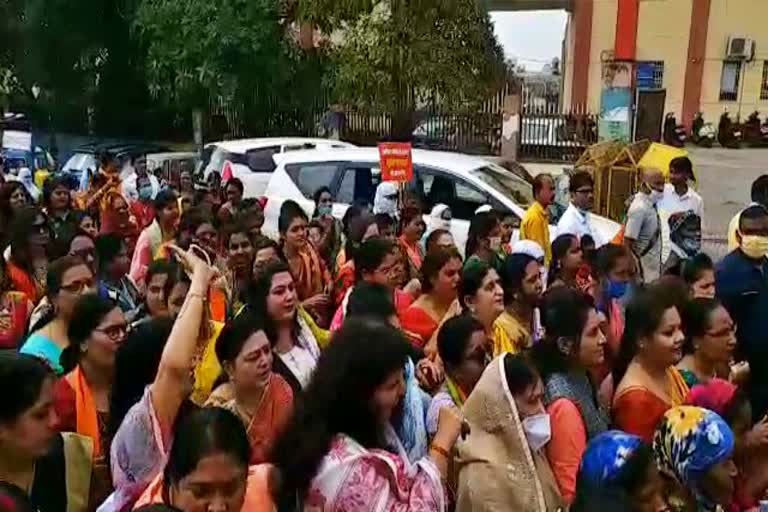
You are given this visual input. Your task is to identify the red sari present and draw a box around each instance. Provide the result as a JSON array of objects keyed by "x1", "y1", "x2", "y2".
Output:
[{"x1": 400, "y1": 305, "x2": 439, "y2": 349}]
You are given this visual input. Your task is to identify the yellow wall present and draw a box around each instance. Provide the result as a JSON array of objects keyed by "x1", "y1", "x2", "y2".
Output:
[
  {"x1": 586, "y1": 0, "x2": 619, "y2": 112},
  {"x1": 700, "y1": 0, "x2": 768, "y2": 123}
]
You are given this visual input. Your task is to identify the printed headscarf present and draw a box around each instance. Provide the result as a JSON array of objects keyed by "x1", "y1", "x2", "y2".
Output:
[
  {"x1": 653, "y1": 406, "x2": 734, "y2": 510},
  {"x1": 579, "y1": 430, "x2": 645, "y2": 488},
  {"x1": 685, "y1": 379, "x2": 738, "y2": 417}
]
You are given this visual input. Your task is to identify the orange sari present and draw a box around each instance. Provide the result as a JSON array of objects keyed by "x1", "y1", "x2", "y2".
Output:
[
  {"x1": 398, "y1": 236, "x2": 424, "y2": 270},
  {"x1": 286, "y1": 244, "x2": 331, "y2": 301}
]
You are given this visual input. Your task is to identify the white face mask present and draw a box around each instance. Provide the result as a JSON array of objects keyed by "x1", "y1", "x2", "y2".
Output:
[
  {"x1": 522, "y1": 413, "x2": 551, "y2": 451},
  {"x1": 649, "y1": 189, "x2": 664, "y2": 204},
  {"x1": 488, "y1": 236, "x2": 502, "y2": 252}
]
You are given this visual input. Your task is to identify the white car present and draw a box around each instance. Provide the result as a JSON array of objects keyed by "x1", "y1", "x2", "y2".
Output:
[
  {"x1": 260, "y1": 147, "x2": 621, "y2": 253},
  {"x1": 198, "y1": 138, "x2": 355, "y2": 197}
]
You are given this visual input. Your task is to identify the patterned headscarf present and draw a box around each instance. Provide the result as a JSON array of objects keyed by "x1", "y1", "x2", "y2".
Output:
[
  {"x1": 580, "y1": 430, "x2": 645, "y2": 488},
  {"x1": 653, "y1": 406, "x2": 734, "y2": 510}
]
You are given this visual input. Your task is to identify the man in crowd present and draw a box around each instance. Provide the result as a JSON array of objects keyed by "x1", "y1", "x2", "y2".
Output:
[
  {"x1": 557, "y1": 171, "x2": 603, "y2": 246},
  {"x1": 727, "y1": 174, "x2": 768, "y2": 251},
  {"x1": 624, "y1": 167, "x2": 664, "y2": 281},
  {"x1": 717, "y1": 204, "x2": 768, "y2": 419},
  {"x1": 520, "y1": 173, "x2": 555, "y2": 265}
]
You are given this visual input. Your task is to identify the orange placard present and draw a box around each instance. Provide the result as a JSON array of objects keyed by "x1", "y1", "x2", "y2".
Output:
[{"x1": 378, "y1": 142, "x2": 413, "y2": 182}]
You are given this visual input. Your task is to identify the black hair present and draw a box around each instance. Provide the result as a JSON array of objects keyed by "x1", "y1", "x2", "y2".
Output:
[
  {"x1": 399, "y1": 207, "x2": 422, "y2": 231},
  {"x1": 50, "y1": 228, "x2": 94, "y2": 262},
  {"x1": 270, "y1": 319, "x2": 412, "y2": 509},
  {"x1": 569, "y1": 171, "x2": 594, "y2": 193},
  {"x1": 243, "y1": 260, "x2": 297, "y2": 345},
  {"x1": 62, "y1": 294, "x2": 118, "y2": 369},
  {"x1": 548, "y1": 233, "x2": 578, "y2": 285},
  {"x1": 681, "y1": 252, "x2": 714, "y2": 286},
  {"x1": 354, "y1": 237, "x2": 395, "y2": 281},
  {"x1": 95, "y1": 233, "x2": 126, "y2": 271},
  {"x1": 253, "y1": 236, "x2": 283, "y2": 258},
  {"x1": 750, "y1": 175, "x2": 768, "y2": 206},
  {"x1": 0, "y1": 353, "x2": 53, "y2": 424},
  {"x1": 459, "y1": 259, "x2": 494, "y2": 311},
  {"x1": 108, "y1": 317, "x2": 174, "y2": 438},
  {"x1": 146, "y1": 259, "x2": 173, "y2": 283},
  {"x1": 421, "y1": 247, "x2": 462, "y2": 293},
  {"x1": 8, "y1": 207, "x2": 49, "y2": 274},
  {"x1": 346, "y1": 282, "x2": 396, "y2": 321},
  {"x1": 501, "y1": 252, "x2": 537, "y2": 306},
  {"x1": 134, "y1": 506, "x2": 182, "y2": 512},
  {"x1": 425, "y1": 228, "x2": 451, "y2": 254},
  {"x1": 680, "y1": 297, "x2": 722, "y2": 355},
  {"x1": 0, "y1": 182, "x2": 32, "y2": 220},
  {"x1": 222, "y1": 220, "x2": 252, "y2": 248},
  {"x1": 23, "y1": 255, "x2": 87, "y2": 336},
  {"x1": 313, "y1": 186, "x2": 332, "y2": 206},
  {"x1": 651, "y1": 276, "x2": 690, "y2": 320},
  {"x1": 373, "y1": 212, "x2": 394, "y2": 232},
  {"x1": 225, "y1": 177, "x2": 244, "y2": 195},
  {"x1": 163, "y1": 407, "x2": 250, "y2": 493},
  {"x1": 0, "y1": 481, "x2": 38, "y2": 512},
  {"x1": 739, "y1": 204, "x2": 768, "y2": 231},
  {"x1": 532, "y1": 287, "x2": 595, "y2": 379},
  {"x1": 216, "y1": 312, "x2": 266, "y2": 366},
  {"x1": 278, "y1": 200, "x2": 308, "y2": 235},
  {"x1": 503, "y1": 353, "x2": 540, "y2": 396},
  {"x1": 308, "y1": 219, "x2": 324, "y2": 234},
  {"x1": 341, "y1": 205, "x2": 363, "y2": 237},
  {"x1": 72, "y1": 209, "x2": 98, "y2": 230},
  {"x1": 612, "y1": 286, "x2": 679, "y2": 387},
  {"x1": 437, "y1": 315, "x2": 484, "y2": 369},
  {"x1": 670, "y1": 156, "x2": 695, "y2": 182},
  {"x1": 42, "y1": 175, "x2": 72, "y2": 208},
  {"x1": 164, "y1": 262, "x2": 191, "y2": 306},
  {"x1": 178, "y1": 207, "x2": 215, "y2": 237},
  {"x1": 344, "y1": 214, "x2": 377, "y2": 264},
  {"x1": 153, "y1": 189, "x2": 179, "y2": 218},
  {"x1": 532, "y1": 173, "x2": 553, "y2": 197},
  {"x1": 465, "y1": 212, "x2": 498, "y2": 257},
  {"x1": 594, "y1": 244, "x2": 631, "y2": 278}
]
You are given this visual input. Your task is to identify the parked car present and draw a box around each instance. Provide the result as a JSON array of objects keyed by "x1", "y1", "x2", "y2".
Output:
[
  {"x1": 260, "y1": 148, "x2": 621, "y2": 254},
  {"x1": 60, "y1": 142, "x2": 168, "y2": 187},
  {"x1": 146, "y1": 151, "x2": 199, "y2": 185},
  {"x1": 198, "y1": 137, "x2": 355, "y2": 197}
]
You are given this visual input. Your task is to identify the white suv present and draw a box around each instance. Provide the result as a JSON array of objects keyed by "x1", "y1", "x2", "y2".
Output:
[
  {"x1": 261, "y1": 147, "x2": 621, "y2": 253},
  {"x1": 198, "y1": 137, "x2": 355, "y2": 197}
]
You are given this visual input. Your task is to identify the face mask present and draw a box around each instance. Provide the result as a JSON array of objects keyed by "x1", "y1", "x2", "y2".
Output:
[
  {"x1": 317, "y1": 204, "x2": 333, "y2": 217},
  {"x1": 649, "y1": 189, "x2": 664, "y2": 205},
  {"x1": 488, "y1": 236, "x2": 502, "y2": 252},
  {"x1": 740, "y1": 234, "x2": 768, "y2": 260},
  {"x1": 522, "y1": 413, "x2": 551, "y2": 452},
  {"x1": 138, "y1": 185, "x2": 153, "y2": 200},
  {"x1": 606, "y1": 280, "x2": 628, "y2": 300}
]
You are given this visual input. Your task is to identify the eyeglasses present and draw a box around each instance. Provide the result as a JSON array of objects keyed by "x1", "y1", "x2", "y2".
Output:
[
  {"x1": 95, "y1": 324, "x2": 128, "y2": 341},
  {"x1": 60, "y1": 279, "x2": 95, "y2": 294}
]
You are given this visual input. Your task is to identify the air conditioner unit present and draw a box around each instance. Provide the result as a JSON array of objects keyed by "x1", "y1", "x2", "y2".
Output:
[{"x1": 727, "y1": 37, "x2": 755, "y2": 61}]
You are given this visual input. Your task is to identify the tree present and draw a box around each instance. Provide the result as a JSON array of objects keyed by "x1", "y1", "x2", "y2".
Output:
[{"x1": 301, "y1": 0, "x2": 506, "y2": 137}]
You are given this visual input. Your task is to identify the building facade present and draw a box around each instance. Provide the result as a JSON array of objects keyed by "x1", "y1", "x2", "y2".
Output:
[{"x1": 561, "y1": 0, "x2": 768, "y2": 130}]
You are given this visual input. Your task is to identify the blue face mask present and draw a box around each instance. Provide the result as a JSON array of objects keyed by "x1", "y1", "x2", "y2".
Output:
[
  {"x1": 606, "y1": 280, "x2": 629, "y2": 300},
  {"x1": 317, "y1": 204, "x2": 333, "y2": 217},
  {"x1": 138, "y1": 185, "x2": 153, "y2": 201}
]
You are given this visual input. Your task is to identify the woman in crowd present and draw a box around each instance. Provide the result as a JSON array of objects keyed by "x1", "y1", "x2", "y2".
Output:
[
  {"x1": 53, "y1": 294, "x2": 127, "y2": 508},
  {"x1": 401, "y1": 247, "x2": 463, "y2": 349},
  {"x1": 42, "y1": 176, "x2": 74, "y2": 240},
  {"x1": 218, "y1": 178, "x2": 244, "y2": 224},
  {"x1": 682, "y1": 252, "x2": 716, "y2": 299},
  {"x1": 677, "y1": 298, "x2": 737, "y2": 388},
  {"x1": 457, "y1": 353, "x2": 563, "y2": 511},
  {"x1": 278, "y1": 200, "x2": 331, "y2": 324},
  {"x1": 0, "y1": 181, "x2": 31, "y2": 224},
  {"x1": 0, "y1": 256, "x2": 33, "y2": 350},
  {"x1": 99, "y1": 190, "x2": 138, "y2": 254},
  {"x1": 311, "y1": 186, "x2": 341, "y2": 268},
  {"x1": 593, "y1": 244, "x2": 634, "y2": 363},
  {"x1": 73, "y1": 210, "x2": 99, "y2": 239},
  {"x1": 548, "y1": 233, "x2": 583, "y2": 289},
  {"x1": 95, "y1": 233, "x2": 141, "y2": 319},
  {"x1": 223, "y1": 222, "x2": 255, "y2": 311},
  {"x1": 21, "y1": 256, "x2": 95, "y2": 375},
  {"x1": 398, "y1": 206, "x2": 426, "y2": 273},
  {"x1": 374, "y1": 212, "x2": 396, "y2": 240},
  {"x1": 460, "y1": 260, "x2": 508, "y2": 357},
  {"x1": 572, "y1": 431, "x2": 665, "y2": 512},
  {"x1": 244, "y1": 260, "x2": 321, "y2": 393},
  {"x1": 270, "y1": 319, "x2": 465, "y2": 510},
  {"x1": 464, "y1": 211, "x2": 503, "y2": 271},
  {"x1": 531, "y1": 287, "x2": 609, "y2": 504},
  {"x1": 6, "y1": 207, "x2": 51, "y2": 304},
  {"x1": 59, "y1": 230, "x2": 97, "y2": 275},
  {"x1": 653, "y1": 406, "x2": 737, "y2": 512},
  {"x1": 425, "y1": 228, "x2": 454, "y2": 254},
  {"x1": 133, "y1": 260, "x2": 173, "y2": 325},
  {"x1": 612, "y1": 287, "x2": 689, "y2": 442},
  {"x1": 208, "y1": 312, "x2": 293, "y2": 464},
  {"x1": 253, "y1": 236, "x2": 282, "y2": 270},
  {"x1": 130, "y1": 189, "x2": 180, "y2": 288},
  {"x1": 496, "y1": 252, "x2": 544, "y2": 353},
  {"x1": 426, "y1": 315, "x2": 487, "y2": 436},
  {"x1": 333, "y1": 214, "x2": 380, "y2": 306},
  {"x1": 0, "y1": 353, "x2": 94, "y2": 512},
  {"x1": 334, "y1": 205, "x2": 362, "y2": 271}
]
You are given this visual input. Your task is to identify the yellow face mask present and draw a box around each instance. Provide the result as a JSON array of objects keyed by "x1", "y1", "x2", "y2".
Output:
[{"x1": 739, "y1": 233, "x2": 768, "y2": 259}]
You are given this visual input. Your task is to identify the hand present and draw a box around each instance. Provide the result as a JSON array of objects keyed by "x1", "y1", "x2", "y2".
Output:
[
  {"x1": 434, "y1": 405, "x2": 467, "y2": 449},
  {"x1": 730, "y1": 361, "x2": 750, "y2": 386},
  {"x1": 746, "y1": 416, "x2": 768, "y2": 447},
  {"x1": 167, "y1": 244, "x2": 218, "y2": 282},
  {"x1": 303, "y1": 293, "x2": 330, "y2": 311},
  {"x1": 416, "y1": 358, "x2": 443, "y2": 391}
]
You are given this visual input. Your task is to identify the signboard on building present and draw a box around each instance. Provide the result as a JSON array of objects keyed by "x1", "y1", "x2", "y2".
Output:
[
  {"x1": 1, "y1": 130, "x2": 32, "y2": 151},
  {"x1": 378, "y1": 142, "x2": 413, "y2": 182},
  {"x1": 599, "y1": 61, "x2": 634, "y2": 143}
]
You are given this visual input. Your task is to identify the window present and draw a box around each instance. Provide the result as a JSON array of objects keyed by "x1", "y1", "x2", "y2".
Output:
[
  {"x1": 336, "y1": 165, "x2": 380, "y2": 206},
  {"x1": 761, "y1": 61, "x2": 768, "y2": 100},
  {"x1": 285, "y1": 163, "x2": 341, "y2": 199},
  {"x1": 636, "y1": 61, "x2": 664, "y2": 90},
  {"x1": 720, "y1": 61, "x2": 742, "y2": 101},
  {"x1": 470, "y1": 165, "x2": 533, "y2": 208},
  {"x1": 417, "y1": 167, "x2": 500, "y2": 221},
  {"x1": 245, "y1": 146, "x2": 280, "y2": 172}
]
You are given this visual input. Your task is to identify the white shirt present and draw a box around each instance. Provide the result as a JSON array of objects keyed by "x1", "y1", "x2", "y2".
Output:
[
  {"x1": 658, "y1": 184, "x2": 704, "y2": 263},
  {"x1": 121, "y1": 173, "x2": 161, "y2": 202},
  {"x1": 556, "y1": 203, "x2": 606, "y2": 246},
  {"x1": 278, "y1": 345, "x2": 316, "y2": 389}
]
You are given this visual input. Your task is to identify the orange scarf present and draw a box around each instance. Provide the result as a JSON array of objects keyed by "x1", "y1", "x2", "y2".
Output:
[
  {"x1": 287, "y1": 244, "x2": 330, "y2": 301},
  {"x1": 399, "y1": 236, "x2": 423, "y2": 270},
  {"x1": 65, "y1": 367, "x2": 102, "y2": 459}
]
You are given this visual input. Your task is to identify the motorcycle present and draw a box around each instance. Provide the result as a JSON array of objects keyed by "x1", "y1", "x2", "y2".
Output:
[
  {"x1": 691, "y1": 112, "x2": 715, "y2": 148},
  {"x1": 742, "y1": 111, "x2": 768, "y2": 147},
  {"x1": 718, "y1": 112, "x2": 742, "y2": 149},
  {"x1": 663, "y1": 113, "x2": 686, "y2": 147}
]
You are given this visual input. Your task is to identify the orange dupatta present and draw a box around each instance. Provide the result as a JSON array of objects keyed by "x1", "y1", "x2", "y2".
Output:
[
  {"x1": 65, "y1": 367, "x2": 102, "y2": 459},
  {"x1": 287, "y1": 244, "x2": 330, "y2": 301}
]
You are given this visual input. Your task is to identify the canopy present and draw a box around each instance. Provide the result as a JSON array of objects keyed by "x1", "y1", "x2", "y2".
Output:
[{"x1": 637, "y1": 143, "x2": 695, "y2": 180}]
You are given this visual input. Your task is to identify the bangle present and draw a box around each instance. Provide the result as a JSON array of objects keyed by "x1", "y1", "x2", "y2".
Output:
[
  {"x1": 187, "y1": 292, "x2": 208, "y2": 301},
  {"x1": 429, "y1": 443, "x2": 451, "y2": 460}
]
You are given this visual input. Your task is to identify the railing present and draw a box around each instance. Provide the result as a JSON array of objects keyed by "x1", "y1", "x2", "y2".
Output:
[{"x1": 519, "y1": 104, "x2": 598, "y2": 162}]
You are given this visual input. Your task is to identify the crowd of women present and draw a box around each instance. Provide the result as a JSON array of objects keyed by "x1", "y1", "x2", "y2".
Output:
[{"x1": 0, "y1": 153, "x2": 767, "y2": 512}]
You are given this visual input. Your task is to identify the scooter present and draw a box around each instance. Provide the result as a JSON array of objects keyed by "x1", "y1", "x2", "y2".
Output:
[
  {"x1": 742, "y1": 111, "x2": 768, "y2": 147},
  {"x1": 718, "y1": 112, "x2": 742, "y2": 149},
  {"x1": 691, "y1": 112, "x2": 715, "y2": 148},
  {"x1": 663, "y1": 113, "x2": 686, "y2": 147}
]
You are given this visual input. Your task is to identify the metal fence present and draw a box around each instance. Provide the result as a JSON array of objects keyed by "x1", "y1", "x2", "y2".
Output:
[{"x1": 519, "y1": 104, "x2": 598, "y2": 162}]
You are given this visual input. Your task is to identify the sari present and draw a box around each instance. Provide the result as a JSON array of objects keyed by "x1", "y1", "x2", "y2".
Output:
[
  {"x1": 400, "y1": 306, "x2": 440, "y2": 349},
  {"x1": 0, "y1": 290, "x2": 31, "y2": 349},
  {"x1": 286, "y1": 243, "x2": 330, "y2": 302},
  {"x1": 31, "y1": 432, "x2": 94, "y2": 512},
  {"x1": 206, "y1": 374, "x2": 294, "y2": 465},
  {"x1": 399, "y1": 236, "x2": 424, "y2": 271},
  {"x1": 613, "y1": 365, "x2": 689, "y2": 443},
  {"x1": 7, "y1": 260, "x2": 42, "y2": 304},
  {"x1": 190, "y1": 321, "x2": 224, "y2": 406},
  {"x1": 492, "y1": 311, "x2": 532, "y2": 354},
  {"x1": 456, "y1": 355, "x2": 563, "y2": 511},
  {"x1": 129, "y1": 220, "x2": 171, "y2": 288},
  {"x1": 333, "y1": 260, "x2": 355, "y2": 308},
  {"x1": 21, "y1": 333, "x2": 64, "y2": 375}
]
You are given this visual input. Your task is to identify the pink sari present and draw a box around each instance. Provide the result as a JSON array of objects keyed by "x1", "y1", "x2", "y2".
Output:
[{"x1": 305, "y1": 434, "x2": 445, "y2": 511}]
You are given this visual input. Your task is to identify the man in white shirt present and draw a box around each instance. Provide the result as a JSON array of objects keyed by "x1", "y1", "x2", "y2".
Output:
[
  {"x1": 658, "y1": 156, "x2": 703, "y2": 265},
  {"x1": 121, "y1": 156, "x2": 160, "y2": 201},
  {"x1": 557, "y1": 171, "x2": 605, "y2": 246}
]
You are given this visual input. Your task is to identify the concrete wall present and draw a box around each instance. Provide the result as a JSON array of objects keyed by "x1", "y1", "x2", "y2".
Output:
[
  {"x1": 562, "y1": 15, "x2": 575, "y2": 108},
  {"x1": 699, "y1": 0, "x2": 768, "y2": 122},
  {"x1": 586, "y1": 0, "x2": 618, "y2": 112}
]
